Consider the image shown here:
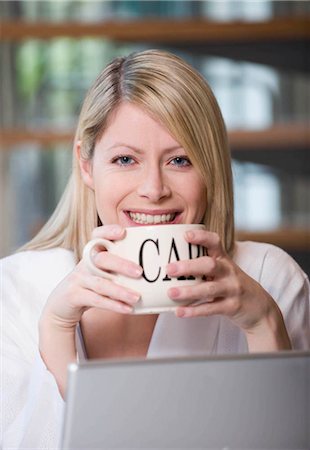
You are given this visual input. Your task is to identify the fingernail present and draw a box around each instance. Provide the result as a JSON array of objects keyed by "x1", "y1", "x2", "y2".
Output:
[
  {"x1": 167, "y1": 263, "x2": 178, "y2": 276},
  {"x1": 121, "y1": 304, "x2": 133, "y2": 313},
  {"x1": 127, "y1": 292, "x2": 141, "y2": 303},
  {"x1": 176, "y1": 307, "x2": 186, "y2": 318},
  {"x1": 169, "y1": 287, "x2": 180, "y2": 298},
  {"x1": 111, "y1": 225, "x2": 124, "y2": 235},
  {"x1": 129, "y1": 266, "x2": 143, "y2": 277},
  {"x1": 185, "y1": 231, "x2": 194, "y2": 240}
]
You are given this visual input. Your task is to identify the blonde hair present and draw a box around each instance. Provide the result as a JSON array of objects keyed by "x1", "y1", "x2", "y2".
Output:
[{"x1": 21, "y1": 49, "x2": 234, "y2": 261}]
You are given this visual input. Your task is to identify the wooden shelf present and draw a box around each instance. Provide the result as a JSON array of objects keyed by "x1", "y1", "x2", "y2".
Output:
[
  {"x1": 0, "y1": 129, "x2": 74, "y2": 147},
  {"x1": 1, "y1": 124, "x2": 309, "y2": 150},
  {"x1": 1, "y1": 15, "x2": 309, "y2": 261},
  {"x1": 1, "y1": 16, "x2": 310, "y2": 42},
  {"x1": 236, "y1": 228, "x2": 310, "y2": 251},
  {"x1": 229, "y1": 125, "x2": 310, "y2": 151},
  {"x1": 1, "y1": 16, "x2": 309, "y2": 70}
]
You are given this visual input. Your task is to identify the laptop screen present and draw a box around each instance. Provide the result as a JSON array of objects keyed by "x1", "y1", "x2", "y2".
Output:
[{"x1": 61, "y1": 351, "x2": 310, "y2": 449}]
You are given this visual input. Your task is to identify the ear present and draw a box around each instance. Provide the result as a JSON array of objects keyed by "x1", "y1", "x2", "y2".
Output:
[{"x1": 75, "y1": 140, "x2": 94, "y2": 190}]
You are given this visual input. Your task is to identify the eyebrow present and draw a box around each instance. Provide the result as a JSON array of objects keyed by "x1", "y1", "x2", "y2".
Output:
[{"x1": 104, "y1": 143, "x2": 184, "y2": 154}]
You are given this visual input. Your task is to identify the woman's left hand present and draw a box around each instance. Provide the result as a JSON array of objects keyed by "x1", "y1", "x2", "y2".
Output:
[{"x1": 166, "y1": 229, "x2": 292, "y2": 351}]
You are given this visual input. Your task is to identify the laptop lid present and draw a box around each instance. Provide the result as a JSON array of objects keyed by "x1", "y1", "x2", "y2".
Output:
[{"x1": 61, "y1": 351, "x2": 310, "y2": 449}]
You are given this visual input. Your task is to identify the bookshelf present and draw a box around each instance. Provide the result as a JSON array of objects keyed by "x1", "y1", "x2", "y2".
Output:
[
  {"x1": 1, "y1": 16, "x2": 309, "y2": 71},
  {"x1": 0, "y1": 12, "x2": 309, "y2": 262},
  {"x1": 2, "y1": 17, "x2": 309, "y2": 41}
]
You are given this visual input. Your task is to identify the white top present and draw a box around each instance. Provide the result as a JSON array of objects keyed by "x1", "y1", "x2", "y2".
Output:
[{"x1": 1, "y1": 241, "x2": 309, "y2": 448}]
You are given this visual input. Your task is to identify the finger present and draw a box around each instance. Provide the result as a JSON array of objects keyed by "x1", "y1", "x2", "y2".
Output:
[
  {"x1": 185, "y1": 229, "x2": 224, "y2": 258},
  {"x1": 175, "y1": 299, "x2": 228, "y2": 318},
  {"x1": 91, "y1": 252, "x2": 142, "y2": 278},
  {"x1": 81, "y1": 274, "x2": 141, "y2": 306},
  {"x1": 166, "y1": 256, "x2": 223, "y2": 278},
  {"x1": 168, "y1": 280, "x2": 227, "y2": 303},
  {"x1": 78, "y1": 288, "x2": 133, "y2": 314},
  {"x1": 91, "y1": 224, "x2": 126, "y2": 241}
]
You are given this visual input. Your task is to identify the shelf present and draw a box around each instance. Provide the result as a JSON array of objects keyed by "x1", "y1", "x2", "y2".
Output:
[
  {"x1": 236, "y1": 228, "x2": 310, "y2": 251},
  {"x1": 2, "y1": 16, "x2": 309, "y2": 71},
  {"x1": 2, "y1": 17, "x2": 309, "y2": 42},
  {"x1": 229, "y1": 125, "x2": 310, "y2": 151},
  {"x1": 0, "y1": 129, "x2": 73, "y2": 147},
  {"x1": 1, "y1": 14, "x2": 309, "y2": 266},
  {"x1": 1, "y1": 124, "x2": 309, "y2": 150}
]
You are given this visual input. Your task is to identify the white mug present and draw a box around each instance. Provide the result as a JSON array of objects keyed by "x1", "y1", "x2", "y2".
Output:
[{"x1": 83, "y1": 224, "x2": 206, "y2": 314}]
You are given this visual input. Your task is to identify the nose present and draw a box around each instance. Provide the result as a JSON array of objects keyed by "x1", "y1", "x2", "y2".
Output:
[{"x1": 137, "y1": 165, "x2": 171, "y2": 202}]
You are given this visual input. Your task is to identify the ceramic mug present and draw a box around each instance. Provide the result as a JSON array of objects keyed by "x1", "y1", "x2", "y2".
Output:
[{"x1": 83, "y1": 224, "x2": 206, "y2": 314}]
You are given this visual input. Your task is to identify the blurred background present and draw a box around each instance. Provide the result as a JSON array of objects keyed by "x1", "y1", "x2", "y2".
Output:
[{"x1": 1, "y1": 0, "x2": 309, "y2": 274}]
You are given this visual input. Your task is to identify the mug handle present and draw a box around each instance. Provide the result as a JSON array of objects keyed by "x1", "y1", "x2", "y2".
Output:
[{"x1": 82, "y1": 238, "x2": 115, "y2": 279}]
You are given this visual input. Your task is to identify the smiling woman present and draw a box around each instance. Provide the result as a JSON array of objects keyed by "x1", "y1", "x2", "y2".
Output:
[
  {"x1": 20, "y1": 49, "x2": 234, "y2": 260},
  {"x1": 77, "y1": 102, "x2": 207, "y2": 230},
  {"x1": 1, "y1": 49, "x2": 309, "y2": 448}
]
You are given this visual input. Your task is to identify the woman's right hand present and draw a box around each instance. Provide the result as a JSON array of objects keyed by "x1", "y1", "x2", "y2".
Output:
[
  {"x1": 41, "y1": 224, "x2": 142, "y2": 329},
  {"x1": 38, "y1": 224, "x2": 142, "y2": 398}
]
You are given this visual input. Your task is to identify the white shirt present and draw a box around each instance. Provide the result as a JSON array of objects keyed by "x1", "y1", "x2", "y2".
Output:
[{"x1": 1, "y1": 242, "x2": 309, "y2": 448}]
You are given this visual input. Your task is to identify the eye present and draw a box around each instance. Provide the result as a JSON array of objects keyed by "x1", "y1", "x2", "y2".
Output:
[
  {"x1": 169, "y1": 156, "x2": 191, "y2": 167},
  {"x1": 112, "y1": 155, "x2": 135, "y2": 166}
]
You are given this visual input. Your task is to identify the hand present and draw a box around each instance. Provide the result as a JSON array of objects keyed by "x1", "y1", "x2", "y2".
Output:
[
  {"x1": 166, "y1": 229, "x2": 291, "y2": 351},
  {"x1": 41, "y1": 224, "x2": 142, "y2": 330},
  {"x1": 39, "y1": 224, "x2": 142, "y2": 397}
]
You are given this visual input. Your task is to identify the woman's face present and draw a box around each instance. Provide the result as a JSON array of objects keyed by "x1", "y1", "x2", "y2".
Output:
[{"x1": 79, "y1": 102, "x2": 207, "y2": 227}]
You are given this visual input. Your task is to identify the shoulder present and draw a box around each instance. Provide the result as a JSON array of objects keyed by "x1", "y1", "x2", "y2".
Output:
[
  {"x1": 1, "y1": 247, "x2": 76, "y2": 319},
  {"x1": 233, "y1": 240, "x2": 307, "y2": 284},
  {"x1": 1, "y1": 247, "x2": 76, "y2": 360},
  {"x1": 234, "y1": 241, "x2": 309, "y2": 321},
  {"x1": 2, "y1": 247, "x2": 76, "y2": 287},
  {"x1": 2, "y1": 246, "x2": 75, "y2": 267}
]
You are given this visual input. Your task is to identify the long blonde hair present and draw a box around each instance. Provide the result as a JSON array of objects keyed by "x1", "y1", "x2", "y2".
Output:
[{"x1": 21, "y1": 49, "x2": 234, "y2": 261}]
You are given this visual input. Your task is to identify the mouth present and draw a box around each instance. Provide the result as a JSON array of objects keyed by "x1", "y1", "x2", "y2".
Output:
[{"x1": 125, "y1": 210, "x2": 181, "y2": 225}]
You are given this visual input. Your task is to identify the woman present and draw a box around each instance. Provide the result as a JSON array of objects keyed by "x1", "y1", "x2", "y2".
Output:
[{"x1": 2, "y1": 49, "x2": 309, "y2": 448}]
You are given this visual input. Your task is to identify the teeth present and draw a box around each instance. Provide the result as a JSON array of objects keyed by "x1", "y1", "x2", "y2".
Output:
[{"x1": 129, "y1": 212, "x2": 176, "y2": 224}]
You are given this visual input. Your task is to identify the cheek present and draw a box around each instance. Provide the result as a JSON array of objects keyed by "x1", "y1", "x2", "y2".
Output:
[
  {"x1": 93, "y1": 176, "x2": 128, "y2": 221},
  {"x1": 92, "y1": 178, "x2": 112, "y2": 214},
  {"x1": 191, "y1": 182, "x2": 207, "y2": 217},
  {"x1": 189, "y1": 177, "x2": 207, "y2": 201}
]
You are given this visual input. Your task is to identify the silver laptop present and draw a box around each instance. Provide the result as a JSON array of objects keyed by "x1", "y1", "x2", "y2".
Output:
[{"x1": 61, "y1": 351, "x2": 310, "y2": 449}]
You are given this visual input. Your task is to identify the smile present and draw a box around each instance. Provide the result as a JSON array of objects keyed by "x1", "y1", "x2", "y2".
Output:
[{"x1": 127, "y1": 211, "x2": 178, "y2": 225}]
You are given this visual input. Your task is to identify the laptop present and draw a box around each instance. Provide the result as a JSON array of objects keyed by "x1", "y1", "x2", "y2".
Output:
[{"x1": 61, "y1": 351, "x2": 310, "y2": 449}]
